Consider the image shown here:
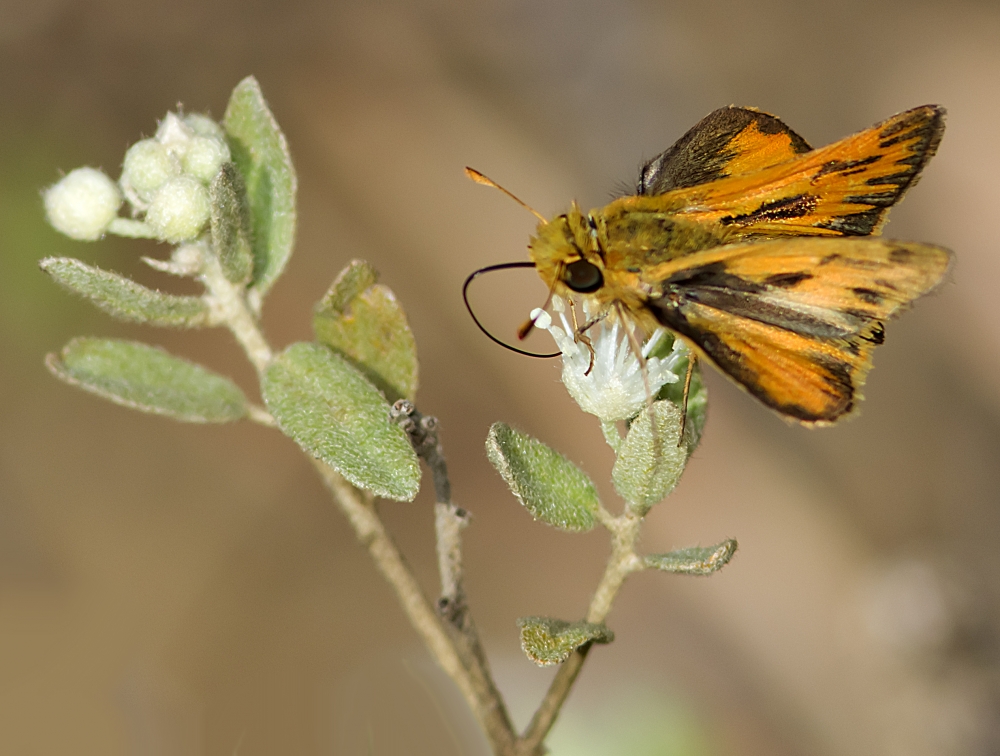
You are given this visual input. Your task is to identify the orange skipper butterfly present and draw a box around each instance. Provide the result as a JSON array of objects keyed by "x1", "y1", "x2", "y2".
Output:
[{"x1": 467, "y1": 105, "x2": 952, "y2": 424}]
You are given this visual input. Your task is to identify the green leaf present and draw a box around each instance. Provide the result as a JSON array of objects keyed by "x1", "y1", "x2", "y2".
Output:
[
  {"x1": 645, "y1": 539, "x2": 738, "y2": 576},
  {"x1": 612, "y1": 400, "x2": 688, "y2": 515},
  {"x1": 46, "y1": 337, "x2": 247, "y2": 422},
  {"x1": 223, "y1": 76, "x2": 296, "y2": 298},
  {"x1": 262, "y1": 342, "x2": 420, "y2": 501},
  {"x1": 313, "y1": 260, "x2": 418, "y2": 403},
  {"x1": 517, "y1": 617, "x2": 614, "y2": 666},
  {"x1": 40, "y1": 257, "x2": 209, "y2": 327},
  {"x1": 485, "y1": 423, "x2": 598, "y2": 532},
  {"x1": 209, "y1": 162, "x2": 254, "y2": 285},
  {"x1": 656, "y1": 353, "x2": 708, "y2": 454}
]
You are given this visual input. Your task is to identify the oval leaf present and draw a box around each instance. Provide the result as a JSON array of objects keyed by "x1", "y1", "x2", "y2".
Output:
[
  {"x1": 262, "y1": 342, "x2": 420, "y2": 501},
  {"x1": 46, "y1": 337, "x2": 247, "y2": 422},
  {"x1": 517, "y1": 617, "x2": 614, "y2": 667},
  {"x1": 612, "y1": 400, "x2": 688, "y2": 515},
  {"x1": 209, "y1": 162, "x2": 254, "y2": 285},
  {"x1": 485, "y1": 423, "x2": 598, "y2": 532},
  {"x1": 645, "y1": 539, "x2": 738, "y2": 576},
  {"x1": 40, "y1": 257, "x2": 209, "y2": 327},
  {"x1": 314, "y1": 260, "x2": 418, "y2": 403},
  {"x1": 223, "y1": 76, "x2": 297, "y2": 298}
]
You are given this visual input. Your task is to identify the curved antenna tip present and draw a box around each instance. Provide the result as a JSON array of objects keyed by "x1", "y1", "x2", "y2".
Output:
[{"x1": 464, "y1": 167, "x2": 548, "y2": 224}]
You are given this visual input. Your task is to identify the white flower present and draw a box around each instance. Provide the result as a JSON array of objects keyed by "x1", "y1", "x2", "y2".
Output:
[
  {"x1": 44, "y1": 167, "x2": 122, "y2": 240},
  {"x1": 531, "y1": 297, "x2": 685, "y2": 423}
]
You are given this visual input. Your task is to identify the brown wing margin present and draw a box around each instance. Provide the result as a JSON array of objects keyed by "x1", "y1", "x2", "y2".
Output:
[{"x1": 637, "y1": 106, "x2": 812, "y2": 195}]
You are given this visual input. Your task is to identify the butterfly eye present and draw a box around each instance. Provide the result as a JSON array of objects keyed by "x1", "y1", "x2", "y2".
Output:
[{"x1": 564, "y1": 259, "x2": 603, "y2": 293}]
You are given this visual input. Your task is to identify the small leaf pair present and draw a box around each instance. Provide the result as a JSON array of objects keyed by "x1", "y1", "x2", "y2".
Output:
[{"x1": 486, "y1": 398, "x2": 690, "y2": 526}]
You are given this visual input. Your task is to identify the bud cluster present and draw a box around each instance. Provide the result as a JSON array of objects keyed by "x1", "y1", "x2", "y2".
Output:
[{"x1": 44, "y1": 111, "x2": 231, "y2": 244}]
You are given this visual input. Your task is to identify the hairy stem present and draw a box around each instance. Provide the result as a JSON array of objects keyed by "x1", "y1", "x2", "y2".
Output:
[
  {"x1": 199, "y1": 246, "x2": 272, "y2": 373},
  {"x1": 390, "y1": 401, "x2": 517, "y2": 750},
  {"x1": 516, "y1": 510, "x2": 644, "y2": 755}
]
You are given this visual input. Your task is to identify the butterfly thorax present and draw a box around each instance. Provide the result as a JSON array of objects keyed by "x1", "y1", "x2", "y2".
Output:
[{"x1": 528, "y1": 200, "x2": 735, "y2": 329}]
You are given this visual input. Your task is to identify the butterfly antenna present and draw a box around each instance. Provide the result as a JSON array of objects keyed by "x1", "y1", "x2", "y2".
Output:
[{"x1": 465, "y1": 167, "x2": 548, "y2": 224}]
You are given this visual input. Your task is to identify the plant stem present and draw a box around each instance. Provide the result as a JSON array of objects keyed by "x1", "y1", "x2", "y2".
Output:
[
  {"x1": 516, "y1": 510, "x2": 644, "y2": 755},
  {"x1": 314, "y1": 461, "x2": 518, "y2": 754},
  {"x1": 390, "y1": 401, "x2": 518, "y2": 751},
  {"x1": 199, "y1": 248, "x2": 272, "y2": 373}
]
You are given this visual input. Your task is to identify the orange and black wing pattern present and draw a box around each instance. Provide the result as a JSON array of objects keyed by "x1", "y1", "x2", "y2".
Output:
[
  {"x1": 645, "y1": 237, "x2": 952, "y2": 423},
  {"x1": 650, "y1": 105, "x2": 944, "y2": 238},
  {"x1": 637, "y1": 106, "x2": 814, "y2": 194}
]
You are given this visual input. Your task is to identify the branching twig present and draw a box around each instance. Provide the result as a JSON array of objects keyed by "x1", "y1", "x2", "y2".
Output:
[
  {"x1": 201, "y1": 257, "x2": 519, "y2": 754},
  {"x1": 390, "y1": 400, "x2": 516, "y2": 747},
  {"x1": 313, "y1": 460, "x2": 518, "y2": 754},
  {"x1": 202, "y1": 246, "x2": 647, "y2": 756}
]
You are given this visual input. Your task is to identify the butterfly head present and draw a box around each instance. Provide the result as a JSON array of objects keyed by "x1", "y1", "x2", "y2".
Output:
[{"x1": 529, "y1": 202, "x2": 608, "y2": 300}]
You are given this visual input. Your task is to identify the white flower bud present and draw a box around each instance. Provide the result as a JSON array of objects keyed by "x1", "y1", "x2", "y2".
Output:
[
  {"x1": 44, "y1": 167, "x2": 122, "y2": 240},
  {"x1": 121, "y1": 139, "x2": 178, "y2": 201},
  {"x1": 155, "y1": 112, "x2": 194, "y2": 157},
  {"x1": 183, "y1": 113, "x2": 225, "y2": 140},
  {"x1": 182, "y1": 135, "x2": 231, "y2": 183},
  {"x1": 145, "y1": 176, "x2": 211, "y2": 242}
]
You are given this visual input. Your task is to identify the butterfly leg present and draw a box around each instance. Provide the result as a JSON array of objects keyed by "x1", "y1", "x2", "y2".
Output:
[
  {"x1": 569, "y1": 300, "x2": 598, "y2": 375},
  {"x1": 678, "y1": 354, "x2": 697, "y2": 445}
]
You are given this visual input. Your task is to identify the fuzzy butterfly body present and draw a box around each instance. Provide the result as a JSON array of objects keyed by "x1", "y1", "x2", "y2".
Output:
[{"x1": 526, "y1": 105, "x2": 951, "y2": 424}]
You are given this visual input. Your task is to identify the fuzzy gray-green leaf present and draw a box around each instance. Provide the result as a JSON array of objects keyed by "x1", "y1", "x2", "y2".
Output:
[
  {"x1": 40, "y1": 257, "x2": 209, "y2": 327},
  {"x1": 613, "y1": 400, "x2": 688, "y2": 515},
  {"x1": 46, "y1": 337, "x2": 247, "y2": 422},
  {"x1": 223, "y1": 76, "x2": 296, "y2": 297},
  {"x1": 209, "y1": 162, "x2": 254, "y2": 285},
  {"x1": 517, "y1": 617, "x2": 614, "y2": 666},
  {"x1": 645, "y1": 539, "x2": 738, "y2": 576},
  {"x1": 314, "y1": 260, "x2": 418, "y2": 403},
  {"x1": 262, "y1": 342, "x2": 419, "y2": 501},
  {"x1": 485, "y1": 423, "x2": 598, "y2": 532}
]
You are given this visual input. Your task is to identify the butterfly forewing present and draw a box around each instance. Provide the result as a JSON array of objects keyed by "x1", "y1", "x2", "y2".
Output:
[{"x1": 652, "y1": 105, "x2": 945, "y2": 238}]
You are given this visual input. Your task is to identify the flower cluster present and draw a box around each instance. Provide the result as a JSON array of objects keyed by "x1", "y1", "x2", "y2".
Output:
[
  {"x1": 44, "y1": 112, "x2": 230, "y2": 244},
  {"x1": 530, "y1": 296, "x2": 686, "y2": 424}
]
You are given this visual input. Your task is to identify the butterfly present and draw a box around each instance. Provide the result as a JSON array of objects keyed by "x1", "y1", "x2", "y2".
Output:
[{"x1": 467, "y1": 105, "x2": 952, "y2": 424}]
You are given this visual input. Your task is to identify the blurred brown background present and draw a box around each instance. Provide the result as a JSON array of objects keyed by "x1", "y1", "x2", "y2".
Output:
[{"x1": 3, "y1": 1, "x2": 999, "y2": 754}]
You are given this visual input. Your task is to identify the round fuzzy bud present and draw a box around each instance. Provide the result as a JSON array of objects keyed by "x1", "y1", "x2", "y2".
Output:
[
  {"x1": 122, "y1": 139, "x2": 178, "y2": 201},
  {"x1": 44, "y1": 167, "x2": 122, "y2": 240},
  {"x1": 145, "y1": 176, "x2": 211, "y2": 242},
  {"x1": 183, "y1": 113, "x2": 225, "y2": 140},
  {"x1": 182, "y1": 136, "x2": 231, "y2": 183},
  {"x1": 155, "y1": 112, "x2": 194, "y2": 157}
]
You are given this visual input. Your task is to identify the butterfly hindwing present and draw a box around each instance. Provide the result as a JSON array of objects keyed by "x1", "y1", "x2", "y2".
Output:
[
  {"x1": 644, "y1": 237, "x2": 951, "y2": 423},
  {"x1": 653, "y1": 105, "x2": 945, "y2": 238},
  {"x1": 638, "y1": 106, "x2": 812, "y2": 195}
]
